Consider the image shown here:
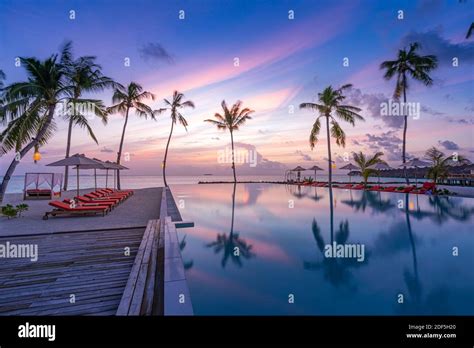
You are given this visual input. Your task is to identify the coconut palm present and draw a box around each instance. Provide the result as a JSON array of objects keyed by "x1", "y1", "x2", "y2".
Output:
[
  {"x1": 353, "y1": 151, "x2": 386, "y2": 186},
  {"x1": 158, "y1": 91, "x2": 195, "y2": 187},
  {"x1": 380, "y1": 43, "x2": 438, "y2": 184},
  {"x1": 61, "y1": 48, "x2": 115, "y2": 190},
  {"x1": 300, "y1": 84, "x2": 364, "y2": 188},
  {"x1": 0, "y1": 46, "x2": 71, "y2": 203},
  {"x1": 205, "y1": 100, "x2": 254, "y2": 183},
  {"x1": 424, "y1": 146, "x2": 468, "y2": 183},
  {"x1": 0, "y1": 69, "x2": 5, "y2": 90},
  {"x1": 107, "y1": 82, "x2": 156, "y2": 189}
]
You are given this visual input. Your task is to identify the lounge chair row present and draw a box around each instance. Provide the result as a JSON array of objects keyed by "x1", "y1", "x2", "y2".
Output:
[
  {"x1": 301, "y1": 182, "x2": 436, "y2": 194},
  {"x1": 42, "y1": 188, "x2": 134, "y2": 220}
]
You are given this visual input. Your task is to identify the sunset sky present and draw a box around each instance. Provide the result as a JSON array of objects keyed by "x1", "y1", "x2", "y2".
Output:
[{"x1": 1, "y1": 0, "x2": 473, "y2": 176}]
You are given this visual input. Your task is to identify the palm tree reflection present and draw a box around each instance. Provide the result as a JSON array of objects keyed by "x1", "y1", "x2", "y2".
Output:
[
  {"x1": 304, "y1": 186, "x2": 368, "y2": 288},
  {"x1": 342, "y1": 190, "x2": 395, "y2": 214},
  {"x1": 179, "y1": 235, "x2": 194, "y2": 270},
  {"x1": 406, "y1": 195, "x2": 474, "y2": 225},
  {"x1": 206, "y1": 183, "x2": 254, "y2": 268}
]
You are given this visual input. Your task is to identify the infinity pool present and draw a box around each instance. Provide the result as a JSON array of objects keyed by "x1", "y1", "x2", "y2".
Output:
[{"x1": 174, "y1": 183, "x2": 474, "y2": 315}]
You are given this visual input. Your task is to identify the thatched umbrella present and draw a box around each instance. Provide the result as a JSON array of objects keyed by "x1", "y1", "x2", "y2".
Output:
[
  {"x1": 46, "y1": 154, "x2": 103, "y2": 196},
  {"x1": 340, "y1": 163, "x2": 359, "y2": 183},
  {"x1": 372, "y1": 162, "x2": 392, "y2": 184},
  {"x1": 291, "y1": 166, "x2": 307, "y2": 183},
  {"x1": 307, "y1": 165, "x2": 324, "y2": 182}
]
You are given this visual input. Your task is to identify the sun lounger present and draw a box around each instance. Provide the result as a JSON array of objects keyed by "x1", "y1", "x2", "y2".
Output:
[
  {"x1": 381, "y1": 186, "x2": 397, "y2": 192},
  {"x1": 43, "y1": 201, "x2": 109, "y2": 220},
  {"x1": 89, "y1": 192, "x2": 125, "y2": 202},
  {"x1": 74, "y1": 196, "x2": 118, "y2": 206},
  {"x1": 351, "y1": 184, "x2": 365, "y2": 190},
  {"x1": 368, "y1": 185, "x2": 383, "y2": 191},
  {"x1": 395, "y1": 186, "x2": 416, "y2": 193},
  {"x1": 65, "y1": 197, "x2": 117, "y2": 209},
  {"x1": 411, "y1": 182, "x2": 436, "y2": 194},
  {"x1": 340, "y1": 184, "x2": 353, "y2": 189}
]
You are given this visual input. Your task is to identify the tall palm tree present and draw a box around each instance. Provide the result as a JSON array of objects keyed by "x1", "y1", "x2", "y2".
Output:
[
  {"x1": 380, "y1": 43, "x2": 438, "y2": 184},
  {"x1": 352, "y1": 151, "x2": 386, "y2": 186},
  {"x1": 205, "y1": 100, "x2": 254, "y2": 183},
  {"x1": 107, "y1": 82, "x2": 156, "y2": 189},
  {"x1": 158, "y1": 91, "x2": 195, "y2": 187},
  {"x1": 300, "y1": 84, "x2": 364, "y2": 189},
  {"x1": 61, "y1": 49, "x2": 115, "y2": 191},
  {"x1": 424, "y1": 146, "x2": 468, "y2": 184},
  {"x1": 0, "y1": 46, "x2": 70, "y2": 203},
  {"x1": 0, "y1": 69, "x2": 5, "y2": 90}
]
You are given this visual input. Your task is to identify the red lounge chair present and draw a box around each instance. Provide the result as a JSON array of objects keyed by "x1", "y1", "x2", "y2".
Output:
[
  {"x1": 351, "y1": 184, "x2": 365, "y2": 190},
  {"x1": 96, "y1": 190, "x2": 129, "y2": 198},
  {"x1": 101, "y1": 188, "x2": 133, "y2": 197},
  {"x1": 381, "y1": 186, "x2": 397, "y2": 192},
  {"x1": 368, "y1": 185, "x2": 383, "y2": 191},
  {"x1": 89, "y1": 192, "x2": 125, "y2": 202},
  {"x1": 395, "y1": 186, "x2": 416, "y2": 193},
  {"x1": 412, "y1": 182, "x2": 436, "y2": 194},
  {"x1": 43, "y1": 201, "x2": 109, "y2": 220},
  {"x1": 85, "y1": 193, "x2": 122, "y2": 203},
  {"x1": 65, "y1": 197, "x2": 117, "y2": 209}
]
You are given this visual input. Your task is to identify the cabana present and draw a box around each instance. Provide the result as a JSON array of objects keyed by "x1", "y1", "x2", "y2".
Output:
[{"x1": 23, "y1": 173, "x2": 63, "y2": 200}]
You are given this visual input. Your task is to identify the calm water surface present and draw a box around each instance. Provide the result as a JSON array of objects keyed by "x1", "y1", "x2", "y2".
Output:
[{"x1": 175, "y1": 183, "x2": 474, "y2": 315}]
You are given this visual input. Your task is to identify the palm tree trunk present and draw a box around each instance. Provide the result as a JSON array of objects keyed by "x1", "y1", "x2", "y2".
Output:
[
  {"x1": 326, "y1": 115, "x2": 334, "y2": 244},
  {"x1": 0, "y1": 104, "x2": 56, "y2": 203},
  {"x1": 230, "y1": 130, "x2": 237, "y2": 183},
  {"x1": 325, "y1": 115, "x2": 332, "y2": 188},
  {"x1": 63, "y1": 118, "x2": 74, "y2": 191},
  {"x1": 162, "y1": 121, "x2": 174, "y2": 187},
  {"x1": 116, "y1": 107, "x2": 130, "y2": 190},
  {"x1": 402, "y1": 74, "x2": 409, "y2": 185}
]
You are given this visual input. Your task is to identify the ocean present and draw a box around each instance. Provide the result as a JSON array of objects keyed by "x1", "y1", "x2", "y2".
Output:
[{"x1": 1, "y1": 174, "x2": 411, "y2": 194}]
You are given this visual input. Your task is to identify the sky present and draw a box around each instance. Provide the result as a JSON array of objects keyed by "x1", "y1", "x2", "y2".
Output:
[{"x1": 0, "y1": 0, "x2": 473, "y2": 176}]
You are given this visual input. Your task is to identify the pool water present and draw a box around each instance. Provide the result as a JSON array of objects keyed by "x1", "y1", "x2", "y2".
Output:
[{"x1": 173, "y1": 183, "x2": 474, "y2": 315}]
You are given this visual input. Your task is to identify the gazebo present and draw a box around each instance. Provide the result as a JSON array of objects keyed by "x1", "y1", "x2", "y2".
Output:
[{"x1": 23, "y1": 173, "x2": 63, "y2": 200}]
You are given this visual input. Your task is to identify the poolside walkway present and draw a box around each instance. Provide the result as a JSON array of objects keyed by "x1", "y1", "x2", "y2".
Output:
[
  {"x1": 0, "y1": 187, "x2": 162, "y2": 236},
  {"x1": 0, "y1": 227, "x2": 144, "y2": 315}
]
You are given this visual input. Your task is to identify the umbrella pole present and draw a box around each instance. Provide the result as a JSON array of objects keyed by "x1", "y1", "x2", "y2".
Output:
[
  {"x1": 76, "y1": 167, "x2": 79, "y2": 197},
  {"x1": 114, "y1": 170, "x2": 116, "y2": 189},
  {"x1": 94, "y1": 168, "x2": 97, "y2": 190},
  {"x1": 105, "y1": 169, "x2": 108, "y2": 189}
]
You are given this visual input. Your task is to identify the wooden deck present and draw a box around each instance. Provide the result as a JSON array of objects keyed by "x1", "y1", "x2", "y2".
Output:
[{"x1": 0, "y1": 227, "x2": 144, "y2": 315}]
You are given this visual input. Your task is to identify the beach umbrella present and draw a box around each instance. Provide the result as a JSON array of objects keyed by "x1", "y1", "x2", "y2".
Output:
[
  {"x1": 72, "y1": 158, "x2": 109, "y2": 191},
  {"x1": 291, "y1": 166, "x2": 306, "y2": 182},
  {"x1": 102, "y1": 161, "x2": 128, "y2": 189},
  {"x1": 340, "y1": 163, "x2": 359, "y2": 183},
  {"x1": 400, "y1": 158, "x2": 430, "y2": 186},
  {"x1": 46, "y1": 154, "x2": 102, "y2": 197},
  {"x1": 307, "y1": 165, "x2": 324, "y2": 182},
  {"x1": 372, "y1": 162, "x2": 392, "y2": 184}
]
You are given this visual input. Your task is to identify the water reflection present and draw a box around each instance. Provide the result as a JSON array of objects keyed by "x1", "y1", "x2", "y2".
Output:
[
  {"x1": 206, "y1": 183, "x2": 255, "y2": 268},
  {"x1": 406, "y1": 195, "x2": 474, "y2": 225},
  {"x1": 179, "y1": 235, "x2": 194, "y2": 270},
  {"x1": 342, "y1": 190, "x2": 395, "y2": 214},
  {"x1": 304, "y1": 186, "x2": 369, "y2": 288}
]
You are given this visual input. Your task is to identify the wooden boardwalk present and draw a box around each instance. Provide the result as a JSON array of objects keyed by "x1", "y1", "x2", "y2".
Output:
[{"x1": 0, "y1": 227, "x2": 144, "y2": 315}]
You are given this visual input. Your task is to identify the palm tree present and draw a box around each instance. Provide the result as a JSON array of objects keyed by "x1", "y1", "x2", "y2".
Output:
[
  {"x1": 158, "y1": 91, "x2": 195, "y2": 187},
  {"x1": 0, "y1": 46, "x2": 71, "y2": 203},
  {"x1": 61, "y1": 49, "x2": 115, "y2": 191},
  {"x1": 107, "y1": 82, "x2": 156, "y2": 189},
  {"x1": 353, "y1": 151, "x2": 387, "y2": 186},
  {"x1": 204, "y1": 100, "x2": 254, "y2": 183},
  {"x1": 380, "y1": 43, "x2": 438, "y2": 184},
  {"x1": 424, "y1": 146, "x2": 468, "y2": 184},
  {"x1": 0, "y1": 69, "x2": 5, "y2": 89},
  {"x1": 300, "y1": 84, "x2": 364, "y2": 188}
]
